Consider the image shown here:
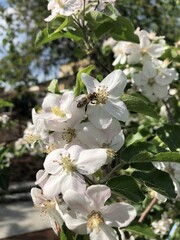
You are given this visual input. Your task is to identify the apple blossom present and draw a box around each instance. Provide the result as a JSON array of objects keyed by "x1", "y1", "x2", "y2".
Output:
[
  {"x1": 45, "y1": 0, "x2": 83, "y2": 22},
  {"x1": 81, "y1": 70, "x2": 129, "y2": 129},
  {"x1": 77, "y1": 119, "x2": 124, "y2": 153},
  {"x1": 63, "y1": 185, "x2": 136, "y2": 240},
  {"x1": 42, "y1": 145, "x2": 108, "y2": 197},
  {"x1": 132, "y1": 60, "x2": 178, "y2": 102}
]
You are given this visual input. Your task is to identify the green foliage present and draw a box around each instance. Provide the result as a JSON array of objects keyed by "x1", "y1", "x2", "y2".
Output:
[
  {"x1": 121, "y1": 94, "x2": 159, "y2": 119},
  {"x1": 132, "y1": 169, "x2": 176, "y2": 198},
  {"x1": 156, "y1": 124, "x2": 180, "y2": 151},
  {"x1": 0, "y1": 99, "x2": 14, "y2": 108},
  {"x1": 107, "y1": 175, "x2": 145, "y2": 203},
  {"x1": 126, "y1": 223, "x2": 156, "y2": 238},
  {"x1": 48, "y1": 79, "x2": 60, "y2": 94},
  {"x1": 74, "y1": 65, "x2": 95, "y2": 96}
]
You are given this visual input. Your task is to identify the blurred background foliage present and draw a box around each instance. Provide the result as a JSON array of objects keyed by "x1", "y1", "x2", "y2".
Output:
[{"x1": 0, "y1": 0, "x2": 179, "y2": 89}]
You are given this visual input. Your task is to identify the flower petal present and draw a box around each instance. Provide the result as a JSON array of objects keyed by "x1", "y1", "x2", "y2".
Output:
[
  {"x1": 77, "y1": 149, "x2": 107, "y2": 175},
  {"x1": 63, "y1": 211, "x2": 88, "y2": 235},
  {"x1": 88, "y1": 105, "x2": 112, "y2": 129},
  {"x1": 86, "y1": 185, "x2": 111, "y2": 210},
  {"x1": 63, "y1": 190, "x2": 91, "y2": 215},
  {"x1": 102, "y1": 202, "x2": 136, "y2": 228},
  {"x1": 101, "y1": 70, "x2": 127, "y2": 97},
  {"x1": 105, "y1": 99, "x2": 129, "y2": 122},
  {"x1": 90, "y1": 223, "x2": 118, "y2": 240},
  {"x1": 81, "y1": 73, "x2": 99, "y2": 94}
]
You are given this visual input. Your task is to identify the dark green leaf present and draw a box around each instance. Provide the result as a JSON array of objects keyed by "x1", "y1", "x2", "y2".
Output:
[
  {"x1": 130, "y1": 162, "x2": 155, "y2": 172},
  {"x1": 156, "y1": 124, "x2": 180, "y2": 151},
  {"x1": 74, "y1": 65, "x2": 95, "y2": 96},
  {"x1": 0, "y1": 168, "x2": 10, "y2": 190},
  {"x1": 132, "y1": 169, "x2": 176, "y2": 198},
  {"x1": 152, "y1": 152, "x2": 180, "y2": 163},
  {"x1": 121, "y1": 142, "x2": 166, "y2": 163},
  {"x1": 107, "y1": 175, "x2": 145, "y2": 203},
  {"x1": 85, "y1": 12, "x2": 139, "y2": 43},
  {"x1": 47, "y1": 79, "x2": 60, "y2": 94},
  {"x1": 126, "y1": 223, "x2": 156, "y2": 238},
  {"x1": 121, "y1": 94, "x2": 159, "y2": 119}
]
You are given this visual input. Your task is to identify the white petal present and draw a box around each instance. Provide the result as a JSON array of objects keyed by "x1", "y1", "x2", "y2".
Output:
[
  {"x1": 100, "y1": 70, "x2": 127, "y2": 97},
  {"x1": 35, "y1": 169, "x2": 48, "y2": 188},
  {"x1": 104, "y1": 119, "x2": 121, "y2": 143},
  {"x1": 44, "y1": 149, "x2": 64, "y2": 174},
  {"x1": 90, "y1": 224, "x2": 118, "y2": 240},
  {"x1": 147, "y1": 44, "x2": 166, "y2": 58},
  {"x1": 86, "y1": 185, "x2": 111, "y2": 210},
  {"x1": 60, "y1": 172, "x2": 86, "y2": 195},
  {"x1": 77, "y1": 123, "x2": 105, "y2": 148},
  {"x1": 77, "y1": 149, "x2": 107, "y2": 175},
  {"x1": 81, "y1": 73, "x2": 99, "y2": 94},
  {"x1": 111, "y1": 131, "x2": 125, "y2": 152},
  {"x1": 153, "y1": 84, "x2": 168, "y2": 99},
  {"x1": 88, "y1": 105, "x2": 112, "y2": 129},
  {"x1": 143, "y1": 61, "x2": 157, "y2": 79},
  {"x1": 63, "y1": 211, "x2": 88, "y2": 234},
  {"x1": 102, "y1": 202, "x2": 136, "y2": 228},
  {"x1": 63, "y1": 190, "x2": 91, "y2": 215},
  {"x1": 43, "y1": 173, "x2": 66, "y2": 197},
  {"x1": 105, "y1": 99, "x2": 129, "y2": 122}
]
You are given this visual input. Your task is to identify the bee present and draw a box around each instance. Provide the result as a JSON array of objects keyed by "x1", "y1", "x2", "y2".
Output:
[{"x1": 77, "y1": 92, "x2": 97, "y2": 112}]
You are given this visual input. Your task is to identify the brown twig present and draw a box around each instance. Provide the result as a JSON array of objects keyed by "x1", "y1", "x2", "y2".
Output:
[{"x1": 138, "y1": 197, "x2": 157, "y2": 223}]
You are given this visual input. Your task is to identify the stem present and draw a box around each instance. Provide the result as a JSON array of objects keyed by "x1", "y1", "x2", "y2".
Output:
[{"x1": 138, "y1": 197, "x2": 157, "y2": 223}]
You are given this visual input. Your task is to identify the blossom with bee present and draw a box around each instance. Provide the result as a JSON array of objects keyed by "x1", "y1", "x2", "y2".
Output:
[{"x1": 81, "y1": 70, "x2": 129, "y2": 129}]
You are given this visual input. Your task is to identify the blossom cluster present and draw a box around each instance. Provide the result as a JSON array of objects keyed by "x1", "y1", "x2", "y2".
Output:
[
  {"x1": 29, "y1": 70, "x2": 136, "y2": 239},
  {"x1": 104, "y1": 28, "x2": 178, "y2": 102},
  {"x1": 45, "y1": 0, "x2": 116, "y2": 22}
]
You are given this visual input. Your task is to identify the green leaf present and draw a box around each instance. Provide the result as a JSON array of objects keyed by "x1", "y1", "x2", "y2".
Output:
[
  {"x1": 121, "y1": 142, "x2": 166, "y2": 163},
  {"x1": 107, "y1": 175, "x2": 145, "y2": 203},
  {"x1": 85, "y1": 11, "x2": 139, "y2": 43},
  {"x1": 35, "y1": 28, "x2": 62, "y2": 47},
  {"x1": 126, "y1": 223, "x2": 156, "y2": 238},
  {"x1": 60, "y1": 230, "x2": 67, "y2": 240},
  {"x1": 74, "y1": 65, "x2": 95, "y2": 96},
  {"x1": 132, "y1": 169, "x2": 176, "y2": 198},
  {"x1": 0, "y1": 99, "x2": 14, "y2": 108},
  {"x1": 152, "y1": 152, "x2": 180, "y2": 163},
  {"x1": 156, "y1": 124, "x2": 180, "y2": 151},
  {"x1": 47, "y1": 79, "x2": 60, "y2": 94},
  {"x1": 0, "y1": 168, "x2": 9, "y2": 190},
  {"x1": 48, "y1": 16, "x2": 70, "y2": 34},
  {"x1": 121, "y1": 94, "x2": 159, "y2": 119}
]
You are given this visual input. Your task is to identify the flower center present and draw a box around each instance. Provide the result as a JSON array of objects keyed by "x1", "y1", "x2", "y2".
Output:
[
  {"x1": 24, "y1": 133, "x2": 39, "y2": 144},
  {"x1": 148, "y1": 78, "x2": 156, "y2": 86},
  {"x1": 96, "y1": 86, "x2": 109, "y2": 104},
  {"x1": 61, "y1": 153, "x2": 76, "y2": 173},
  {"x1": 87, "y1": 211, "x2": 104, "y2": 232},
  {"x1": 55, "y1": 0, "x2": 64, "y2": 7},
  {"x1": 51, "y1": 106, "x2": 65, "y2": 118},
  {"x1": 45, "y1": 144, "x2": 56, "y2": 154},
  {"x1": 62, "y1": 128, "x2": 76, "y2": 143},
  {"x1": 106, "y1": 147, "x2": 116, "y2": 161}
]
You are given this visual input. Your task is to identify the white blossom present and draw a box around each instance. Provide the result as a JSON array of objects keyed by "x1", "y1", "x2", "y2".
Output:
[
  {"x1": 42, "y1": 145, "x2": 108, "y2": 197},
  {"x1": 81, "y1": 70, "x2": 129, "y2": 129},
  {"x1": 132, "y1": 60, "x2": 178, "y2": 102},
  {"x1": 45, "y1": 0, "x2": 83, "y2": 21},
  {"x1": 63, "y1": 185, "x2": 136, "y2": 240}
]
